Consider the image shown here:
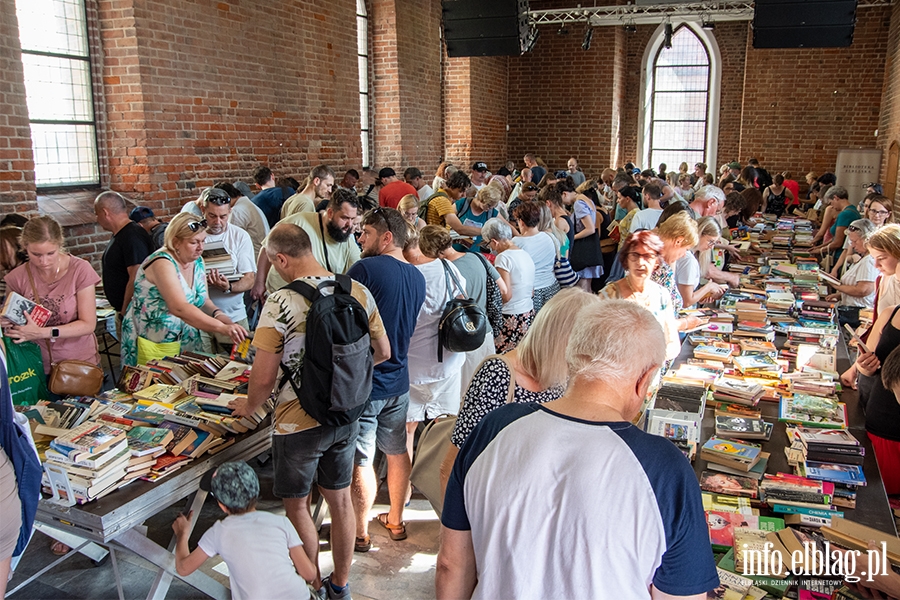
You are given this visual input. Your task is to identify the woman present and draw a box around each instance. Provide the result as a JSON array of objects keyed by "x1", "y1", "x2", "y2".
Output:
[
  {"x1": 762, "y1": 174, "x2": 795, "y2": 217},
  {"x1": 482, "y1": 218, "x2": 535, "y2": 353},
  {"x1": 598, "y1": 231, "x2": 681, "y2": 360},
  {"x1": 433, "y1": 161, "x2": 453, "y2": 192},
  {"x1": 451, "y1": 180, "x2": 503, "y2": 253},
  {"x1": 563, "y1": 178, "x2": 604, "y2": 291},
  {"x1": 121, "y1": 213, "x2": 248, "y2": 366},
  {"x1": 4, "y1": 216, "x2": 101, "y2": 375},
  {"x1": 825, "y1": 219, "x2": 878, "y2": 328},
  {"x1": 439, "y1": 288, "x2": 602, "y2": 491},
  {"x1": 676, "y1": 216, "x2": 727, "y2": 308},
  {"x1": 724, "y1": 192, "x2": 747, "y2": 229},
  {"x1": 737, "y1": 166, "x2": 756, "y2": 191},
  {"x1": 398, "y1": 194, "x2": 425, "y2": 231},
  {"x1": 651, "y1": 211, "x2": 700, "y2": 313},
  {"x1": 677, "y1": 173, "x2": 695, "y2": 203},
  {"x1": 542, "y1": 186, "x2": 572, "y2": 263},
  {"x1": 0, "y1": 226, "x2": 25, "y2": 278},
  {"x1": 865, "y1": 195, "x2": 893, "y2": 227},
  {"x1": 512, "y1": 201, "x2": 559, "y2": 313},
  {"x1": 805, "y1": 171, "x2": 818, "y2": 201},
  {"x1": 615, "y1": 186, "x2": 643, "y2": 250},
  {"x1": 740, "y1": 186, "x2": 763, "y2": 222}
]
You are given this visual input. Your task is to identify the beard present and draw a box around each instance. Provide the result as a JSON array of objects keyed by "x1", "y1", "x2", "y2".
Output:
[{"x1": 326, "y1": 220, "x2": 353, "y2": 243}]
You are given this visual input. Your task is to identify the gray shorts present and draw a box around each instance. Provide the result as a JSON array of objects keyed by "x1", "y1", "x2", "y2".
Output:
[
  {"x1": 355, "y1": 393, "x2": 410, "y2": 467},
  {"x1": 272, "y1": 421, "x2": 359, "y2": 498}
]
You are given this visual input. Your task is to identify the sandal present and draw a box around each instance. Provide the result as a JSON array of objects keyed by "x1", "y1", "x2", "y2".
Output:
[
  {"x1": 354, "y1": 535, "x2": 371, "y2": 553},
  {"x1": 375, "y1": 513, "x2": 407, "y2": 541},
  {"x1": 50, "y1": 540, "x2": 71, "y2": 556}
]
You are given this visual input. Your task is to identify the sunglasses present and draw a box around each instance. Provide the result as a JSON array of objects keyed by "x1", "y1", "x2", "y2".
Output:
[
  {"x1": 188, "y1": 218, "x2": 208, "y2": 233},
  {"x1": 206, "y1": 195, "x2": 231, "y2": 206},
  {"x1": 847, "y1": 225, "x2": 861, "y2": 233}
]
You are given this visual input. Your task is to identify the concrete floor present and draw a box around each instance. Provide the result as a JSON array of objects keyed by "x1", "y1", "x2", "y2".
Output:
[{"x1": 8, "y1": 456, "x2": 440, "y2": 600}]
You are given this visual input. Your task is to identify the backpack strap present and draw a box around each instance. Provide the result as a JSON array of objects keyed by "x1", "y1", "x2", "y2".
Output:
[
  {"x1": 281, "y1": 279, "x2": 320, "y2": 304},
  {"x1": 333, "y1": 273, "x2": 353, "y2": 296}
]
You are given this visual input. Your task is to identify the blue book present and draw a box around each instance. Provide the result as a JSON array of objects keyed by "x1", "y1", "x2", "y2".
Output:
[{"x1": 804, "y1": 461, "x2": 867, "y2": 486}]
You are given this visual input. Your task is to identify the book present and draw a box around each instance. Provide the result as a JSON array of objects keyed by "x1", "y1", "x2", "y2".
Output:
[
  {"x1": 44, "y1": 438, "x2": 129, "y2": 470},
  {"x1": 126, "y1": 426, "x2": 175, "y2": 456},
  {"x1": 1, "y1": 291, "x2": 52, "y2": 326},
  {"x1": 700, "y1": 470, "x2": 759, "y2": 499},
  {"x1": 133, "y1": 383, "x2": 187, "y2": 405},
  {"x1": 707, "y1": 452, "x2": 770, "y2": 481},
  {"x1": 157, "y1": 421, "x2": 199, "y2": 456},
  {"x1": 54, "y1": 422, "x2": 127, "y2": 455},
  {"x1": 701, "y1": 436, "x2": 762, "y2": 467},
  {"x1": 715, "y1": 416, "x2": 770, "y2": 440},
  {"x1": 804, "y1": 461, "x2": 867, "y2": 486}
]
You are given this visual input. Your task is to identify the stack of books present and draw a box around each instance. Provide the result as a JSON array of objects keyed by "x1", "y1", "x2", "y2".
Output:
[
  {"x1": 41, "y1": 421, "x2": 130, "y2": 503},
  {"x1": 700, "y1": 436, "x2": 764, "y2": 472},
  {"x1": 711, "y1": 378, "x2": 764, "y2": 406},
  {"x1": 202, "y1": 243, "x2": 241, "y2": 281}
]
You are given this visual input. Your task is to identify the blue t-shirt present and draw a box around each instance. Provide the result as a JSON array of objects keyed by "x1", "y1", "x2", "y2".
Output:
[
  {"x1": 530, "y1": 166, "x2": 546, "y2": 185},
  {"x1": 830, "y1": 205, "x2": 860, "y2": 261},
  {"x1": 347, "y1": 255, "x2": 426, "y2": 399},
  {"x1": 252, "y1": 187, "x2": 292, "y2": 228},
  {"x1": 452, "y1": 198, "x2": 497, "y2": 253}
]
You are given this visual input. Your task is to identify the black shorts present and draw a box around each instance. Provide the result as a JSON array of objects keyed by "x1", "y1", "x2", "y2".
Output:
[{"x1": 272, "y1": 421, "x2": 360, "y2": 498}]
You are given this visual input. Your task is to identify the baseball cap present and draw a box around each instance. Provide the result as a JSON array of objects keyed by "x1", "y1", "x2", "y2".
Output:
[
  {"x1": 210, "y1": 461, "x2": 259, "y2": 511},
  {"x1": 129, "y1": 206, "x2": 154, "y2": 222},
  {"x1": 378, "y1": 167, "x2": 396, "y2": 179},
  {"x1": 728, "y1": 161, "x2": 741, "y2": 169},
  {"x1": 472, "y1": 162, "x2": 488, "y2": 172}
]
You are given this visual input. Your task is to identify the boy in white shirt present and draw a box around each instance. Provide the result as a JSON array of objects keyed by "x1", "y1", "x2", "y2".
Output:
[{"x1": 173, "y1": 461, "x2": 317, "y2": 600}]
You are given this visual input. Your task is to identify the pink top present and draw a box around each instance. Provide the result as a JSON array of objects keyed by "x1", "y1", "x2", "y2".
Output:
[{"x1": 5, "y1": 257, "x2": 101, "y2": 372}]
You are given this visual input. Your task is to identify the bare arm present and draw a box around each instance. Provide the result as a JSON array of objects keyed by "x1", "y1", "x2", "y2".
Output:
[
  {"x1": 832, "y1": 280, "x2": 875, "y2": 299},
  {"x1": 493, "y1": 272, "x2": 509, "y2": 298},
  {"x1": 659, "y1": 184, "x2": 675, "y2": 204},
  {"x1": 705, "y1": 263, "x2": 740, "y2": 287},
  {"x1": 573, "y1": 215, "x2": 595, "y2": 240},
  {"x1": 251, "y1": 249, "x2": 271, "y2": 300},
  {"x1": 761, "y1": 188, "x2": 770, "y2": 213},
  {"x1": 445, "y1": 213, "x2": 484, "y2": 238},
  {"x1": 5, "y1": 284, "x2": 97, "y2": 343},
  {"x1": 497, "y1": 268, "x2": 513, "y2": 303},
  {"x1": 230, "y1": 347, "x2": 280, "y2": 418},
  {"x1": 371, "y1": 333, "x2": 391, "y2": 366},
  {"x1": 678, "y1": 281, "x2": 725, "y2": 307},
  {"x1": 289, "y1": 545, "x2": 317, "y2": 583},
  {"x1": 122, "y1": 264, "x2": 141, "y2": 314},
  {"x1": 650, "y1": 589, "x2": 706, "y2": 600},
  {"x1": 172, "y1": 512, "x2": 210, "y2": 577},
  {"x1": 145, "y1": 259, "x2": 232, "y2": 335},
  {"x1": 435, "y1": 527, "x2": 477, "y2": 600}
]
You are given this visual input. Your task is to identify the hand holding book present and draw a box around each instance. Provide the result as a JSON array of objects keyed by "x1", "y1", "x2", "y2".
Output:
[{"x1": 856, "y1": 351, "x2": 881, "y2": 377}]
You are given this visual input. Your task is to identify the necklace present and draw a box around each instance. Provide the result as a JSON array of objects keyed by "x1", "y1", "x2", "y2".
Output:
[{"x1": 621, "y1": 276, "x2": 651, "y2": 308}]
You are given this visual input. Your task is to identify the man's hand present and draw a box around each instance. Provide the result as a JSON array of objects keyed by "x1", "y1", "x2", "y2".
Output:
[
  {"x1": 229, "y1": 395, "x2": 256, "y2": 419},
  {"x1": 250, "y1": 276, "x2": 267, "y2": 301},
  {"x1": 207, "y1": 269, "x2": 230, "y2": 291}
]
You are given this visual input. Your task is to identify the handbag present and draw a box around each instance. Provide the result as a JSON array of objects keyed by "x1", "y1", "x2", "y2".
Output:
[
  {"x1": 2, "y1": 336, "x2": 49, "y2": 405},
  {"x1": 437, "y1": 259, "x2": 488, "y2": 362},
  {"x1": 26, "y1": 264, "x2": 104, "y2": 397},
  {"x1": 409, "y1": 353, "x2": 517, "y2": 517},
  {"x1": 569, "y1": 203, "x2": 604, "y2": 272},
  {"x1": 553, "y1": 256, "x2": 579, "y2": 287}
]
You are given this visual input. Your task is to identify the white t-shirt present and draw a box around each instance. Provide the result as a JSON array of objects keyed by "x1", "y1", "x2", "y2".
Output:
[
  {"x1": 204, "y1": 224, "x2": 256, "y2": 322},
  {"x1": 675, "y1": 252, "x2": 701, "y2": 287},
  {"x1": 840, "y1": 254, "x2": 878, "y2": 308},
  {"x1": 197, "y1": 511, "x2": 307, "y2": 600},
  {"x1": 630, "y1": 208, "x2": 664, "y2": 233},
  {"x1": 408, "y1": 259, "x2": 467, "y2": 384},
  {"x1": 494, "y1": 248, "x2": 535, "y2": 315},
  {"x1": 513, "y1": 232, "x2": 557, "y2": 289},
  {"x1": 181, "y1": 201, "x2": 202, "y2": 217},
  {"x1": 229, "y1": 196, "x2": 269, "y2": 260}
]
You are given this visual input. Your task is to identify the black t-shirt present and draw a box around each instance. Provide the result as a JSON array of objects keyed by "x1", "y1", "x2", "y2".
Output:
[{"x1": 102, "y1": 222, "x2": 153, "y2": 312}]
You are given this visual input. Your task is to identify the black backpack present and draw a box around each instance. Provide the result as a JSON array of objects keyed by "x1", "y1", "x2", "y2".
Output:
[
  {"x1": 438, "y1": 259, "x2": 488, "y2": 362},
  {"x1": 279, "y1": 275, "x2": 373, "y2": 427}
]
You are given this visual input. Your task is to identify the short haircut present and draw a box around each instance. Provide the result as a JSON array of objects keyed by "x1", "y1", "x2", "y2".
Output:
[
  {"x1": 310, "y1": 165, "x2": 335, "y2": 182},
  {"x1": 404, "y1": 167, "x2": 423, "y2": 180},
  {"x1": 696, "y1": 215, "x2": 721, "y2": 240},
  {"x1": 481, "y1": 218, "x2": 512, "y2": 242},
  {"x1": 518, "y1": 288, "x2": 602, "y2": 388},
  {"x1": 94, "y1": 190, "x2": 129, "y2": 215},
  {"x1": 867, "y1": 224, "x2": 900, "y2": 259},
  {"x1": 566, "y1": 299, "x2": 666, "y2": 386},
  {"x1": 612, "y1": 172, "x2": 635, "y2": 189},
  {"x1": 643, "y1": 183, "x2": 662, "y2": 199},
  {"x1": 329, "y1": 187, "x2": 361, "y2": 212},
  {"x1": 881, "y1": 345, "x2": 900, "y2": 392},
  {"x1": 476, "y1": 180, "x2": 504, "y2": 208},
  {"x1": 618, "y1": 185, "x2": 642, "y2": 207},
  {"x1": 724, "y1": 192, "x2": 746, "y2": 214},
  {"x1": 512, "y1": 201, "x2": 542, "y2": 228},
  {"x1": 748, "y1": 158, "x2": 760, "y2": 166},
  {"x1": 362, "y1": 207, "x2": 408, "y2": 248},
  {"x1": 266, "y1": 223, "x2": 311, "y2": 258},
  {"x1": 210, "y1": 462, "x2": 259, "y2": 514},
  {"x1": 199, "y1": 186, "x2": 232, "y2": 207},
  {"x1": 848, "y1": 218, "x2": 877, "y2": 240},
  {"x1": 618, "y1": 230, "x2": 663, "y2": 268},
  {"x1": 640, "y1": 169, "x2": 655, "y2": 179},
  {"x1": 345, "y1": 169, "x2": 360, "y2": 179},
  {"x1": 215, "y1": 182, "x2": 241, "y2": 199},
  {"x1": 253, "y1": 166, "x2": 272, "y2": 186},
  {"x1": 445, "y1": 170, "x2": 471, "y2": 191},
  {"x1": 164, "y1": 212, "x2": 205, "y2": 254},
  {"x1": 418, "y1": 224, "x2": 453, "y2": 258},
  {"x1": 825, "y1": 185, "x2": 849, "y2": 201},
  {"x1": 657, "y1": 211, "x2": 699, "y2": 248},
  {"x1": 695, "y1": 185, "x2": 725, "y2": 206}
]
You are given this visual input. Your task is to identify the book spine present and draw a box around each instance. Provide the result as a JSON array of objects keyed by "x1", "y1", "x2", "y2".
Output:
[{"x1": 770, "y1": 503, "x2": 843, "y2": 518}]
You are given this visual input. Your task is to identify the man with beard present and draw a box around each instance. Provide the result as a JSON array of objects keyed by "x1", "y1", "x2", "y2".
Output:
[
  {"x1": 252, "y1": 188, "x2": 362, "y2": 297},
  {"x1": 346, "y1": 208, "x2": 425, "y2": 552}
]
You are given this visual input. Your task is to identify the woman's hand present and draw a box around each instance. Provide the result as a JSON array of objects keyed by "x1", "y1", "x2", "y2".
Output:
[
  {"x1": 6, "y1": 312, "x2": 47, "y2": 343},
  {"x1": 220, "y1": 322, "x2": 249, "y2": 345},
  {"x1": 826, "y1": 292, "x2": 841, "y2": 302},
  {"x1": 840, "y1": 365, "x2": 858, "y2": 390},
  {"x1": 677, "y1": 315, "x2": 707, "y2": 331},
  {"x1": 856, "y1": 351, "x2": 881, "y2": 377}
]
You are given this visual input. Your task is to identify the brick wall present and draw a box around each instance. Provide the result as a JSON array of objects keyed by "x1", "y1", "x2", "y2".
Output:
[
  {"x1": 714, "y1": 22, "x2": 748, "y2": 168},
  {"x1": 877, "y1": 0, "x2": 900, "y2": 206},
  {"x1": 0, "y1": 0, "x2": 37, "y2": 214},
  {"x1": 621, "y1": 25, "x2": 655, "y2": 166}
]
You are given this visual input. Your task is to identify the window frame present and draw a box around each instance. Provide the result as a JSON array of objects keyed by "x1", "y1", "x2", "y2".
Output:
[
  {"x1": 357, "y1": 0, "x2": 370, "y2": 170},
  {"x1": 638, "y1": 21, "x2": 721, "y2": 172}
]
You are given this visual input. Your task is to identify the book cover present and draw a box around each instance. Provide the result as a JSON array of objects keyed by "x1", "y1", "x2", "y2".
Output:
[
  {"x1": 707, "y1": 511, "x2": 755, "y2": 548},
  {"x1": 126, "y1": 426, "x2": 175, "y2": 456},
  {"x1": 715, "y1": 416, "x2": 769, "y2": 439},
  {"x1": 1, "y1": 291, "x2": 51, "y2": 327},
  {"x1": 804, "y1": 462, "x2": 867, "y2": 486},
  {"x1": 700, "y1": 471, "x2": 759, "y2": 499},
  {"x1": 702, "y1": 437, "x2": 762, "y2": 463},
  {"x1": 55, "y1": 422, "x2": 127, "y2": 454}
]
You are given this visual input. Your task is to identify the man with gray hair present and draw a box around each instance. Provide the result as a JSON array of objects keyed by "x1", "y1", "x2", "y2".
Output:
[
  {"x1": 688, "y1": 185, "x2": 726, "y2": 218},
  {"x1": 811, "y1": 186, "x2": 858, "y2": 261},
  {"x1": 437, "y1": 300, "x2": 718, "y2": 599}
]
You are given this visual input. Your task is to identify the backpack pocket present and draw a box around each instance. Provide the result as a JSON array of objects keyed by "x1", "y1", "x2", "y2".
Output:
[{"x1": 330, "y1": 334, "x2": 374, "y2": 413}]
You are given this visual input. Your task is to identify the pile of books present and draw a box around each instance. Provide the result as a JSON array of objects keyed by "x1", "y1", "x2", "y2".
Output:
[
  {"x1": 42, "y1": 421, "x2": 129, "y2": 503},
  {"x1": 700, "y1": 436, "x2": 764, "y2": 472}
]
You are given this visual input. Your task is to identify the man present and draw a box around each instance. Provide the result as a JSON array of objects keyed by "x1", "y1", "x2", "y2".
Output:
[
  {"x1": 566, "y1": 157, "x2": 585, "y2": 187},
  {"x1": 339, "y1": 169, "x2": 359, "y2": 193},
  {"x1": 405, "y1": 167, "x2": 433, "y2": 202},
  {"x1": 251, "y1": 165, "x2": 291, "y2": 228},
  {"x1": 638, "y1": 169, "x2": 675, "y2": 204},
  {"x1": 728, "y1": 161, "x2": 742, "y2": 181},
  {"x1": 469, "y1": 162, "x2": 489, "y2": 191},
  {"x1": 523, "y1": 153, "x2": 545, "y2": 185},
  {"x1": 424, "y1": 170, "x2": 471, "y2": 228},
  {"x1": 379, "y1": 167, "x2": 418, "y2": 209},
  {"x1": 215, "y1": 182, "x2": 269, "y2": 262},
  {"x1": 437, "y1": 300, "x2": 719, "y2": 599},
  {"x1": 748, "y1": 158, "x2": 772, "y2": 190},
  {"x1": 197, "y1": 187, "x2": 256, "y2": 353},
  {"x1": 630, "y1": 183, "x2": 664, "y2": 232},
  {"x1": 230, "y1": 223, "x2": 389, "y2": 600},
  {"x1": 347, "y1": 208, "x2": 426, "y2": 553},
  {"x1": 129, "y1": 206, "x2": 167, "y2": 250},
  {"x1": 692, "y1": 162, "x2": 708, "y2": 190},
  {"x1": 811, "y1": 186, "x2": 858, "y2": 261},
  {"x1": 688, "y1": 185, "x2": 725, "y2": 218},
  {"x1": 94, "y1": 191, "x2": 153, "y2": 318},
  {"x1": 282, "y1": 165, "x2": 335, "y2": 219},
  {"x1": 252, "y1": 188, "x2": 362, "y2": 298}
]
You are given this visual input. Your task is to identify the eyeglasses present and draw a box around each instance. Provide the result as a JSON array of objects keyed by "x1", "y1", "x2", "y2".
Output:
[
  {"x1": 188, "y1": 219, "x2": 208, "y2": 233},
  {"x1": 869, "y1": 209, "x2": 890, "y2": 216},
  {"x1": 626, "y1": 251, "x2": 658, "y2": 262}
]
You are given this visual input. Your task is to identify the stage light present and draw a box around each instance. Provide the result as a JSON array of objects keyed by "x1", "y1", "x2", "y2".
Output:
[
  {"x1": 663, "y1": 22, "x2": 673, "y2": 48},
  {"x1": 582, "y1": 26, "x2": 593, "y2": 50}
]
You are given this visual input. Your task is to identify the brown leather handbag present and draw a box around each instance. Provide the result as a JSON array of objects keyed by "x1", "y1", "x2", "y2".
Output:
[{"x1": 27, "y1": 264, "x2": 104, "y2": 397}]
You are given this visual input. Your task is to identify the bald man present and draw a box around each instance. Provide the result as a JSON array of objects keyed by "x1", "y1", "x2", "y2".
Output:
[{"x1": 94, "y1": 191, "x2": 154, "y2": 315}]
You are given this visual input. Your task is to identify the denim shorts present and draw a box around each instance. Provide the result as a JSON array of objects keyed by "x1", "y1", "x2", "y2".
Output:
[
  {"x1": 272, "y1": 421, "x2": 360, "y2": 498},
  {"x1": 355, "y1": 393, "x2": 410, "y2": 467}
]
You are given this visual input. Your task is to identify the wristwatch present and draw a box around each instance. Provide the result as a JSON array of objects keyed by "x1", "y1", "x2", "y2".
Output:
[
  {"x1": 51, "y1": 328, "x2": 60, "y2": 338},
  {"x1": 227, "y1": 282, "x2": 233, "y2": 294}
]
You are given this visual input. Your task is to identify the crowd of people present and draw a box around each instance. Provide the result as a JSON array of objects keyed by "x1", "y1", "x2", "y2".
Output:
[{"x1": 3, "y1": 154, "x2": 900, "y2": 600}]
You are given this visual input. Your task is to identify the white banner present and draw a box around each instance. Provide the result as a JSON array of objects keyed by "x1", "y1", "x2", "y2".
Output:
[{"x1": 836, "y1": 148, "x2": 882, "y2": 207}]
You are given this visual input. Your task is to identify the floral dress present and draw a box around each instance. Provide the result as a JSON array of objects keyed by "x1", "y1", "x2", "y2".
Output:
[
  {"x1": 121, "y1": 248, "x2": 207, "y2": 366},
  {"x1": 651, "y1": 258, "x2": 682, "y2": 312}
]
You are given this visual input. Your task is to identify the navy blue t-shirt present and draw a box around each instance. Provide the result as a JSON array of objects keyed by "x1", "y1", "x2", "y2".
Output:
[
  {"x1": 252, "y1": 187, "x2": 291, "y2": 228},
  {"x1": 347, "y1": 255, "x2": 426, "y2": 399}
]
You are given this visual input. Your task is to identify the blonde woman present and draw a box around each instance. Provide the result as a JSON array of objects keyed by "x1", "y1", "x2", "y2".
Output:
[
  {"x1": 398, "y1": 194, "x2": 425, "y2": 231},
  {"x1": 121, "y1": 213, "x2": 248, "y2": 366},
  {"x1": 4, "y1": 216, "x2": 101, "y2": 375},
  {"x1": 651, "y1": 211, "x2": 700, "y2": 313},
  {"x1": 675, "y1": 216, "x2": 727, "y2": 308}
]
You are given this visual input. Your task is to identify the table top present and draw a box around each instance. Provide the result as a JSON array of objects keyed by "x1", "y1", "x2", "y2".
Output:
[{"x1": 36, "y1": 424, "x2": 272, "y2": 544}]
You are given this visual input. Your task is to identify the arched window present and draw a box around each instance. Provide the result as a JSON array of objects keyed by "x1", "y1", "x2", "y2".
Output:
[{"x1": 640, "y1": 23, "x2": 720, "y2": 172}]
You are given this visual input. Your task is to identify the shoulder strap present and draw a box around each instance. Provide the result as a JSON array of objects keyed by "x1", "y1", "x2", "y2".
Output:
[
  {"x1": 281, "y1": 279, "x2": 320, "y2": 304},
  {"x1": 26, "y1": 264, "x2": 55, "y2": 363},
  {"x1": 440, "y1": 259, "x2": 465, "y2": 300},
  {"x1": 317, "y1": 213, "x2": 332, "y2": 272},
  {"x1": 334, "y1": 273, "x2": 353, "y2": 296},
  {"x1": 495, "y1": 353, "x2": 518, "y2": 403}
]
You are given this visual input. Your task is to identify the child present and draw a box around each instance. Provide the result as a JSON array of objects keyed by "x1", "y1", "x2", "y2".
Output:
[
  {"x1": 677, "y1": 174, "x2": 695, "y2": 203},
  {"x1": 173, "y1": 461, "x2": 317, "y2": 599}
]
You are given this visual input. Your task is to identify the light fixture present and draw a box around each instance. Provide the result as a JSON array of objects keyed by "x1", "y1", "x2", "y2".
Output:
[
  {"x1": 524, "y1": 26, "x2": 540, "y2": 52},
  {"x1": 663, "y1": 21, "x2": 673, "y2": 48},
  {"x1": 582, "y1": 25, "x2": 593, "y2": 50},
  {"x1": 623, "y1": 18, "x2": 636, "y2": 33},
  {"x1": 557, "y1": 24, "x2": 569, "y2": 35},
  {"x1": 701, "y1": 15, "x2": 716, "y2": 30}
]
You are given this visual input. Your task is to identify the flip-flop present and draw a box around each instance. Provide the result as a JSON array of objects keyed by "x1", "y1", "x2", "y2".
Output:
[
  {"x1": 375, "y1": 513, "x2": 407, "y2": 541},
  {"x1": 354, "y1": 535, "x2": 371, "y2": 553}
]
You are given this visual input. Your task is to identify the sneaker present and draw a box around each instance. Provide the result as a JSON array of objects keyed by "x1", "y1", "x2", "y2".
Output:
[
  {"x1": 311, "y1": 584, "x2": 327, "y2": 600},
  {"x1": 322, "y1": 575, "x2": 352, "y2": 600}
]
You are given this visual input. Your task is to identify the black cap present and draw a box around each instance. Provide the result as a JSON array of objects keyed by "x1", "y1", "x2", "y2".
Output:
[
  {"x1": 129, "y1": 206, "x2": 154, "y2": 222},
  {"x1": 472, "y1": 162, "x2": 488, "y2": 172}
]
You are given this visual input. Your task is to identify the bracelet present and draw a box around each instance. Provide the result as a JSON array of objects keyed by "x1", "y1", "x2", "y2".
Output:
[{"x1": 211, "y1": 309, "x2": 222, "y2": 318}]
